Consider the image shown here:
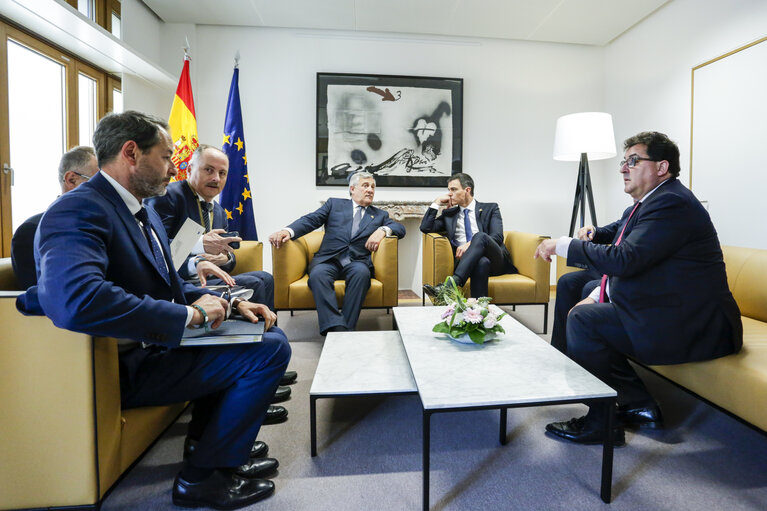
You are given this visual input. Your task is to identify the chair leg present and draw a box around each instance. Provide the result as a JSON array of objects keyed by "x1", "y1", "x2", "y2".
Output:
[
  {"x1": 542, "y1": 303, "x2": 549, "y2": 334},
  {"x1": 290, "y1": 310, "x2": 294, "y2": 317}
]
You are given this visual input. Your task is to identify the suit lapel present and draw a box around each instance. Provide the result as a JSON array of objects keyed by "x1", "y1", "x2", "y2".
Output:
[
  {"x1": 90, "y1": 174, "x2": 169, "y2": 284},
  {"x1": 354, "y1": 207, "x2": 375, "y2": 239},
  {"x1": 475, "y1": 201, "x2": 485, "y2": 233}
]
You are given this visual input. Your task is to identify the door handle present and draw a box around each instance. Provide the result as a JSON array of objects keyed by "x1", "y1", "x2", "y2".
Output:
[{"x1": 3, "y1": 163, "x2": 13, "y2": 186}]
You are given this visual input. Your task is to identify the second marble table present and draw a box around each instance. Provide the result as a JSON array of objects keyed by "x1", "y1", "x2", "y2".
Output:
[{"x1": 392, "y1": 306, "x2": 618, "y2": 511}]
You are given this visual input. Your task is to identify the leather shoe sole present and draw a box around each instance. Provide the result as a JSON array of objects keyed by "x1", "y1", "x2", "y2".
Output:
[
  {"x1": 545, "y1": 416, "x2": 626, "y2": 446},
  {"x1": 173, "y1": 470, "x2": 274, "y2": 510},
  {"x1": 280, "y1": 371, "x2": 297, "y2": 385},
  {"x1": 271, "y1": 385, "x2": 291, "y2": 404},
  {"x1": 618, "y1": 405, "x2": 664, "y2": 429},
  {"x1": 232, "y1": 457, "x2": 279, "y2": 479},
  {"x1": 185, "y1": 439, "x2": 268, "y2": 461},
  {"x1": 264, "y1": 405, "x2": 288, "y2": 425}
]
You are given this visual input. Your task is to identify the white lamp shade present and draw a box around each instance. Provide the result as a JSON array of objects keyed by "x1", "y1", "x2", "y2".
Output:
[{"x1": 553, "y1": 112, "x2": 616, "y2": 162}]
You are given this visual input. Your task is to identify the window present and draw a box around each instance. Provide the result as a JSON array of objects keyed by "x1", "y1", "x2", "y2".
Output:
[{"x1": 0, "y1": 21, "x2": 120, "y2": 255}]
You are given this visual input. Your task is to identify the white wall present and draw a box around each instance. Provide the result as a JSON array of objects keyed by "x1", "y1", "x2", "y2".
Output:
[
  {"x1": 184, "y1": 26, "x2": 605, "y2": 284},
  {"x1": 604, "y1": 0, "x2": 767, "y2": 242}
]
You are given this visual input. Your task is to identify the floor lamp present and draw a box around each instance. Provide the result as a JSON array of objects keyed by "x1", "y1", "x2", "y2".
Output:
[{"x1": 553, "y1": 112, "x2": 616, "y2": 236}]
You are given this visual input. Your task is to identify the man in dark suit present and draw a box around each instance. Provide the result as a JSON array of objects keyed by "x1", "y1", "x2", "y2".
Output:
[
  {"x1": 535, "y1": 131, "x2": 742, "y2": 446},
  {"x1": 420, "y1": 172, "x2": 517, "y2": 299},
  {"x1": 268, "y1": 171, "x2": 406, "y2": 335},
  {"x1": 146, "y1": 143, "x2": 292, "y2": 403},
  {"x1": 16, "y1": 111, "x2": 290, "y2": 509},
  {"x1": 146, "y1": 144, "x2": 274, "y2": 309},
  {"x1": 11, "y1": 145, "x2": 99, "y2": 289}
]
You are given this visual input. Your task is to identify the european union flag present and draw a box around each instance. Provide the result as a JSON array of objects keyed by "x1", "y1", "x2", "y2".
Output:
[{"x1": 221, "y1": 67, "x2": 258, "y2": 240}]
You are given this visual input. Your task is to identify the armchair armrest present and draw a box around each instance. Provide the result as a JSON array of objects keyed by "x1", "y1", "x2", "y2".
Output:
[
  {"x1": 231, "y1": 241, "x2": 263, "y2": 275},
  {"x1": 271, "y1": 239, "x2": 310, "y2": 310},
  {"x1": 422, "y1": 232, "x2": 454, "y2": 287},
  {"x1": 371, "y1": 236, "x2": 398, "y2": 306},
  {"x1": 506, "y1": 231, "x2": 551, "y2": 304}
]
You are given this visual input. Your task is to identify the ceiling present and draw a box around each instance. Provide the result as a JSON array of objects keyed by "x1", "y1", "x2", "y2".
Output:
[{"x1": 142, "y1": 0, "x2": 671, "y2": 47}]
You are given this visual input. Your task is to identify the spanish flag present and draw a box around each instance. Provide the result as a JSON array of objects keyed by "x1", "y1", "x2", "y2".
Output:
[{"x1": 168, "y1": 57, "x2": 198, "y2": 181}]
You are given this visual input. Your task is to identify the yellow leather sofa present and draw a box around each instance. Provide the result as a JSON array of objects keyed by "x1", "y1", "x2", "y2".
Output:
[
  {"x1": 422, "y1": 231, "x2": 551, "y2": 332},
  {"x1": 272, "y1": 230, "x2": 398, "y2": 312},
  {"x1": 645, "y1": 245, "x2": 767, "y2": 433},
  {"x1": 0, "y1": 240, "x2": 264, "y2": 511}
]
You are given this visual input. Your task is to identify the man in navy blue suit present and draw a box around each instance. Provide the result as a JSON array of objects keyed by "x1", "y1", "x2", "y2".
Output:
[
  {"x1": 420, "y1": 173, "x2": 517, "y2": 299},
  {"x1": 146, "y1": 144, "x2": 274, "y2": 309},
  {"x1": 269, "y1": 171, "x2": 406, "y2": 335},
  {"x1": 535, "y1": 131, "x2": 742, "y2": 446},
  {"x1": 11, "y1": 145, "x2": 99, "y2": 289},
  {"x1": 16, "y1": 111, "x2": 290, "y2": 509}
]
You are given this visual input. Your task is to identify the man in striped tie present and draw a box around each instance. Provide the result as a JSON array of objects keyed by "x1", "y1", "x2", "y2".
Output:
[{"x1": 534, "y1": 131, "x2": 742, "y2": 446}]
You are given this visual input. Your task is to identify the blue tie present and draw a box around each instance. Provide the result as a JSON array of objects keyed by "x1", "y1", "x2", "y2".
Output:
[
  {"x1": 463, "y1": 208, "x2": 473, "y2": 242},
  {"x1": 135, "y1": 207, "x2": 171, "y2": 285}
]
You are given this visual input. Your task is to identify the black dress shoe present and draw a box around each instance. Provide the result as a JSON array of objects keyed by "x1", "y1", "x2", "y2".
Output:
[
  {"x1": 617, "y1": 405, "x2": 664, "y2": 429},
  {"x1": 271, "y1": 385, "x2": 292, "y2": 404},
  {"x1": 185, "y1": 439, "x2": 268, "y2": 460},
  {"x1": 280, "y1": 371, "x2": 297, "y2": 385},
  {"x1": 173, "y1": 470, "x2": 274, "y2": 510},
  {"x1": 263, "y1": 405, "x2": 288, "y2": 425},
  {"x1": 545, "y1": 416, "x2": 626, "y2": 446},
  {"x1": 422, "y1": 283, "x2": 443, "y2": 297},
  {"x1": 232, "y1": 457, "x2": 279, "y2": 479}
]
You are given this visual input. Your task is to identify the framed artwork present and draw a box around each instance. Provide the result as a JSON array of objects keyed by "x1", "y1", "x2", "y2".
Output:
[{"x1": 316, "y1": 72, "x2": 463, "y2": 187}]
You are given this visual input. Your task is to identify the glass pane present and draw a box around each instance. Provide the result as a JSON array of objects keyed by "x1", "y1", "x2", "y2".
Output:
[
  {"x1": 111, "y1": 13, "x2": 121, "y2": 38},
  {"x1": 78, "y1": 73, "x2": 97, "y2": 146},
  {"x1": 112, "y1": 87, "x2": 123, "y2": 113},
  {"x1": 77, "y1": 0, "x2": 94, "y2": 21},
  {"x1": 7, "y1": 40, "x2": 66, "y2": 232}
]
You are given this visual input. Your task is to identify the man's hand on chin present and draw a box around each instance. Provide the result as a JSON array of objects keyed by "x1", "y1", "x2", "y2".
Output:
[{"x1": 365, "y1": 229, "x2": 386, "y2": 252}]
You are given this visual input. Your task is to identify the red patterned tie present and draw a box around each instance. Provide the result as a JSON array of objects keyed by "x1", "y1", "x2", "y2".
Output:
[{"x1": 598, "y1": 201, "x2": 640, "y2": 303}]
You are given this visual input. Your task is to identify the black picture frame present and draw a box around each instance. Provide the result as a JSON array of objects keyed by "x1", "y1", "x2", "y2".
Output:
[{"x1": 316, "y1": 72, "x2": 463, "y2": 187}]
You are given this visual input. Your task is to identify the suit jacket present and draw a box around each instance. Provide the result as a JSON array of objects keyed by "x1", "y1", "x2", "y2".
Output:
[
  {"x1": 16, "y1": 172, "x2": 212, "y2": 347},
  {"x1": 419, "y1": 201, "x2": 512, "y2": 262},
  {"x1": 567, "y1": 178, "x2": 743, "y2": 365},
  {"x1": 145, "y1": 180, "x2": 235, "y2": 278},
  {"x1": 288, "y1": 197, "x2": 406, "y2": 274},
  {"x1": 10, "y1": 212, "x2": 43, "y2": 289}
]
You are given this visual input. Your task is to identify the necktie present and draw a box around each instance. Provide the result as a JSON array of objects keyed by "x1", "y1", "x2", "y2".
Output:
[
  {"x1": 135, "y1": 207, "x2": 171, "y2": 285},
  {"x1": 201, "y1": 201, "x2": 213, "y2": 233},
  {"x1": 351, "y1": 206, "x2": 364, "y2": 237},
  {"x1": 463, "y1": 208, "x2": 473, "y2": 242},
  {"x1": 598, "y1": 201, "x2": 641, "y2": 303}
]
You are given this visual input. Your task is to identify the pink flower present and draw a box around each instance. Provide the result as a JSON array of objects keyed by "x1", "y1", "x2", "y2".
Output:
[
  {"x1": 466, "y1": 298, "x2": 478, "y2": 307},
  {"x1": 483, "y1": 315, "x2": 497, "y2": 329},
  {"x1": 463, "y1": 308, "x2": 482, "y2": 324},
  {"x1": 441, "y1": 303, "x2": 455, "y2": 319}
]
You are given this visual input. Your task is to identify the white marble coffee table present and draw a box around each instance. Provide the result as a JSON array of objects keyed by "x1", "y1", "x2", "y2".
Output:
[
  {"x1": 392, "y1": 306, "x2": 618, "y2": 510},
  {"x1": 309, "y1": 330, "x2": 417, "y2": 456}
]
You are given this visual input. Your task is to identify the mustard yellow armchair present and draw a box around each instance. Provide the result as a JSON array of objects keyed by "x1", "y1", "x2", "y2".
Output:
[
  {"x1": 272, "y1": 230, "x2": 398, "y2": 312},
  {"x1": 422, "y1": 231, "x2": 551, "y2": 332},
  {"x1": 230, "y1": 240, "x2": 264, "y2": 275}
]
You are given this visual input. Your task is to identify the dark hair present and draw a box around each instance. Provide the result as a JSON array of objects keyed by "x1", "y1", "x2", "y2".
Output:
[
  {"x1": 623, "y1": 131, "x2": 680, "y2": 177},
  {"x1": 448, "y1": 172, "x2": 474, "y2": 196},
  {"x1": 58, "y1": 146, "x2": 95, "y2": 183},
  {"x1": 93, "y1": 111, "x2": 170, "y2": 168}
]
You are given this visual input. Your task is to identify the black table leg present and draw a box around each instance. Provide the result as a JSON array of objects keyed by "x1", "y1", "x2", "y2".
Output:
[
  {"x1": 423, "y1": 410, "x2": 431, "y2": 511},
  {"x1": 310, "y1": 395, "x2": 318, "y2": 457},
  {"x1": 600, "y1": 397, "x2": 614, "y2": 502},
  {"x1": 499, "y1": 407, "x2": 508, "y2": 445}
]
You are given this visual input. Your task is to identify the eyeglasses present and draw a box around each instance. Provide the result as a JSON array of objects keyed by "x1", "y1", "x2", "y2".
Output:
[
  {"x1": 73, "y1": 172, "x2": 91, "y2": 180},
  {"x1": 620, "y1": 155, "x2": 658, "y2": 168}
]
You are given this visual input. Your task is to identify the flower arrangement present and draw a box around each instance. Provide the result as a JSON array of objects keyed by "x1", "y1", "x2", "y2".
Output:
[{"x1": 431, "y1": 277, "x2": 507, "y2": 344}]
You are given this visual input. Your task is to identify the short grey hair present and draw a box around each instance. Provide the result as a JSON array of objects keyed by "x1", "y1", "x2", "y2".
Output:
[
  {"x1": 349, "y1": 171, "x2": 375, "y2": 191},
  {"x1": 190, "y1": 144, "x2": 227, "y2": 170},
  {"x1": 58, "y1": 146, "x2": 96, "y2": 183}
]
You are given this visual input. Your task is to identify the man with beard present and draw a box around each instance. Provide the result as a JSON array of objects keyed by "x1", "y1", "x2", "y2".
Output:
[{"x1": 17, "y1": 111, "x2": 291, "y2": 509}]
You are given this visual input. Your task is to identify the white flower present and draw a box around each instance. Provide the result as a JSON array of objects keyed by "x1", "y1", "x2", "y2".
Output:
[
  {"x1": 488, "y1": 304, "x2": 503, "y2": 316},
  {"x1": 466, "y1": 297, "x2": 478, "y2": 307},
  {"x1": 483, "y1": 315, "x2": 497, "y2": 329},
  {"x1": 463, "y1": 307, "x2": 483, "y2": 324}
]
